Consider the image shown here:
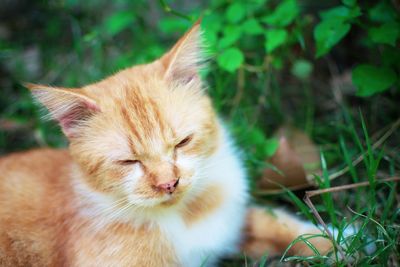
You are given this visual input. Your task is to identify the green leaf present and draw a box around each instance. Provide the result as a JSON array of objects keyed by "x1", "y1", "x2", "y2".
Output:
[
  {"x1": 243, "y1": 128, "x2": 279, "y2": 158},
  {"x1": 320, "y1": 5, "x2": 361, "y2": 21},
  {"x1": 247, "y1": 127, "x2": 266, "y2": 146},
  {"x1": 265, "y1": 29, "x2": 288, "y2": 53},
  {"x1": 242, "y1": 18, "x2": 264, "y2": 35},
  {"x1": 271, "y1": 57, "x2": 283, "y2": 69},
  {"x1": 368, "y1": 2, "x2": 397, "y2": 23},
  {"x1": 352, "y1": 64, "x2": 397, "y2": 97},
  {"x1": 314, "y1": 19, "x2": 351, "y2": 57},
  {"x1": 342, "y1": 0, "x2": 356, "y2": 6},
  {"x1": 83, "y1": 30, "x2": 99, "y2": 42},
  {"x1": 262, "y1": 0, "x2": 299, "y2": 27},
  {"x1": 158, "y1": 18, "x2": 190, "y2": 34},
  {"x1": 226, "y1": 3, "x2": 246, "y2": 24},
  {"x1": 217, "y1": 47, "x2": 244, "y2": 72},
  {"x1": 202, "y1": 13, "x2": 222, "y2": 33},
  {"x1": 203, "y1": 28, "x2": 218, "y2": 52},
  {"x1": 291, "y1": 59, "x2": 313, "y2": 80},
  {"x1": 264, "y1": 138, "x2": 279, "y2": 157},
  {"x1": 218, "y1": 26, "x2": 242, "y2": 49},
  {"x1": 244, "y1": 0, "x2": 269, "y2": 13},
  {"x1": 369, "y1": 23, "x2": 400, "y2": 46},
  {"x1": 210, "y1": 0, "x2": 226, "y2": 8},
  {"x1": 104, "y1": 12, "x2": 135, "y2": 36}
]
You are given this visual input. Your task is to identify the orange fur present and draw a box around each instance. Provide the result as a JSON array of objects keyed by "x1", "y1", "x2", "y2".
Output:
[
  {"x1": 242, "y1": 207, "x2": 333, "y2": 258},
  {"x1": 0, "y1": 149, "x2": 74, "y2": 267},
  {"x1": 68, "y1": 221, "x2": 177, "y2": 266},
  {"x1": 182, "y1": 185, "x2": 223, "y2": 226}
]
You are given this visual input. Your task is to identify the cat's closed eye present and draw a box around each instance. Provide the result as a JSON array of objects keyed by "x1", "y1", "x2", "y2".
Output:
[
  {"x1": 117, "y1": 159, "x2": 140, "y2": 165},
  {"x1": 175, "y1": 135, "x2": 193, "y2": 149}
]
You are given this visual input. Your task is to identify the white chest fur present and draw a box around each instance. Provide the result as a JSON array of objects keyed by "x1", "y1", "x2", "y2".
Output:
[{"x1": 159, "y1": 131, "x2": 249, "y2": 266}]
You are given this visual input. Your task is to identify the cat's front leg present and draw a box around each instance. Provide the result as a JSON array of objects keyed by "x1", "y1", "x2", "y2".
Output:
[{"x1": 240, "y1": 207, "x2": 333, "y2": 258}]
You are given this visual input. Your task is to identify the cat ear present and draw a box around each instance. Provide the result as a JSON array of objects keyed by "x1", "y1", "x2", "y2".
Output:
[
  {"x1": 25, "y1": 83, "x2": 100, "y2": 138},
  {"x1": 160, "y1": 19, "x2": 205, "y2": 84}
]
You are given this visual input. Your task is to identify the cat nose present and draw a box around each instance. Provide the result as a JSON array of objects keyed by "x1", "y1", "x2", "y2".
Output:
[{"x1": 156, "y1": 179, "x2": 179, "y2": 194}]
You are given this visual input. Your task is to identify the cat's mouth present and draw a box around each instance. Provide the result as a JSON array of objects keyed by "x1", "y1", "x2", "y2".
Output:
[
  {"x1": 160, "y1": 192, "x2": 184, "y2": 206},
  {"x1": 127, "y1": 190, "x2": 185, "y2": 208}
]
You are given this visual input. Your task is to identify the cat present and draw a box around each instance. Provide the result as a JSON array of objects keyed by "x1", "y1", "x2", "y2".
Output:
[{"x1": 0, "y1": 21, "x2": 333, "y2": 267}]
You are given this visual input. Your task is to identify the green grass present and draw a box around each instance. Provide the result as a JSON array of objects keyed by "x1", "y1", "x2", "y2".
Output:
[{"x1": 254, "y1": 116, "x2": 400, "y2": 266}]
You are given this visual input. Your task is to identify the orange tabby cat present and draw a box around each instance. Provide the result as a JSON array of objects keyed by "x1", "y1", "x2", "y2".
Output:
[{"x1": 0, "y1": 22, "x2": 332, "y2": 266}]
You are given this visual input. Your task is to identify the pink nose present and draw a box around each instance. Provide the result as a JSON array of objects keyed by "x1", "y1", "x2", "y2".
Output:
[{"x1": 156, "y1": 179, "x2": 179, "y2": 194}]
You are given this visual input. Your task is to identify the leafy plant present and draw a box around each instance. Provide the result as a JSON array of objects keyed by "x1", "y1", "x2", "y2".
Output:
[{"x1": 314, "y1": 0, "x2": 399, "y2": 96}]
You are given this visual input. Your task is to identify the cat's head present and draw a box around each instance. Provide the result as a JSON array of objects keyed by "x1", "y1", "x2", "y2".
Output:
[{"x1": 27, "y1": 22, "x2": 220, "y2": 209}]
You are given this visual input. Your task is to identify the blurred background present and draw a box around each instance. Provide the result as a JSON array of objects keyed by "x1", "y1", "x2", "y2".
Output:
[{"x1": 0, "y1": 0, "x2": 399, "y2": 265}]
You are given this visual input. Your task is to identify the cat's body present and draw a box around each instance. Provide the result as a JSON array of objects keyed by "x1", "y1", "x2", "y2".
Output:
[
  {"x1": 0, "y1": 128, "x2": 246, "y2": 267},
  {"x1": 0, "y1": 22, "x2": 332, "y2": 266}
]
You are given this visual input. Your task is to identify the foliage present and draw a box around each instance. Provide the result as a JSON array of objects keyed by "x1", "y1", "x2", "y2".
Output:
[
  {"x1": 314, "y1": 0, "x2": 400, "y2": 96},
  {"x1": 352, "y1": 64, "x2": 397, "y2": 97}
]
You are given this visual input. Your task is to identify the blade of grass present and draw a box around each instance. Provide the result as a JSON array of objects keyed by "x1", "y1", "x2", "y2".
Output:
[
  {"x1": 328, "y1": 118, "x2": 400, "y2": 181},
  {"x1": 304, "y1": 177, "x2": 400, "y2": 266},
  {"x1": 320, "y1": 150, "x2": 337, "y2": 226},
  {"x1": 280, "y1": 234, "x2": 324, "y2": 262},
  {"x1": 344, "y1": 209, "x2": 371, "y2": 256},
  {"x1": 339, "y1": 135, "x2": 358, "y2": 183},
  {"x1": 258, "y1": 254, "x2": 268, "y2": 267},
  {"x1": 339, "y1": 135, "x2": 361, "y2": 210},
  {"x1": 272, "y1": 182, "x2": 316, "y2": 223},
  {"x1": 360, "y1": 112, "x2": 376, "y2": 190},
  {"x1": 382, "y1": 182, "x2": 396, "y2": 223},
  {"x1": 341, "y1": 105, "x2": 365, "y2": 158}
]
